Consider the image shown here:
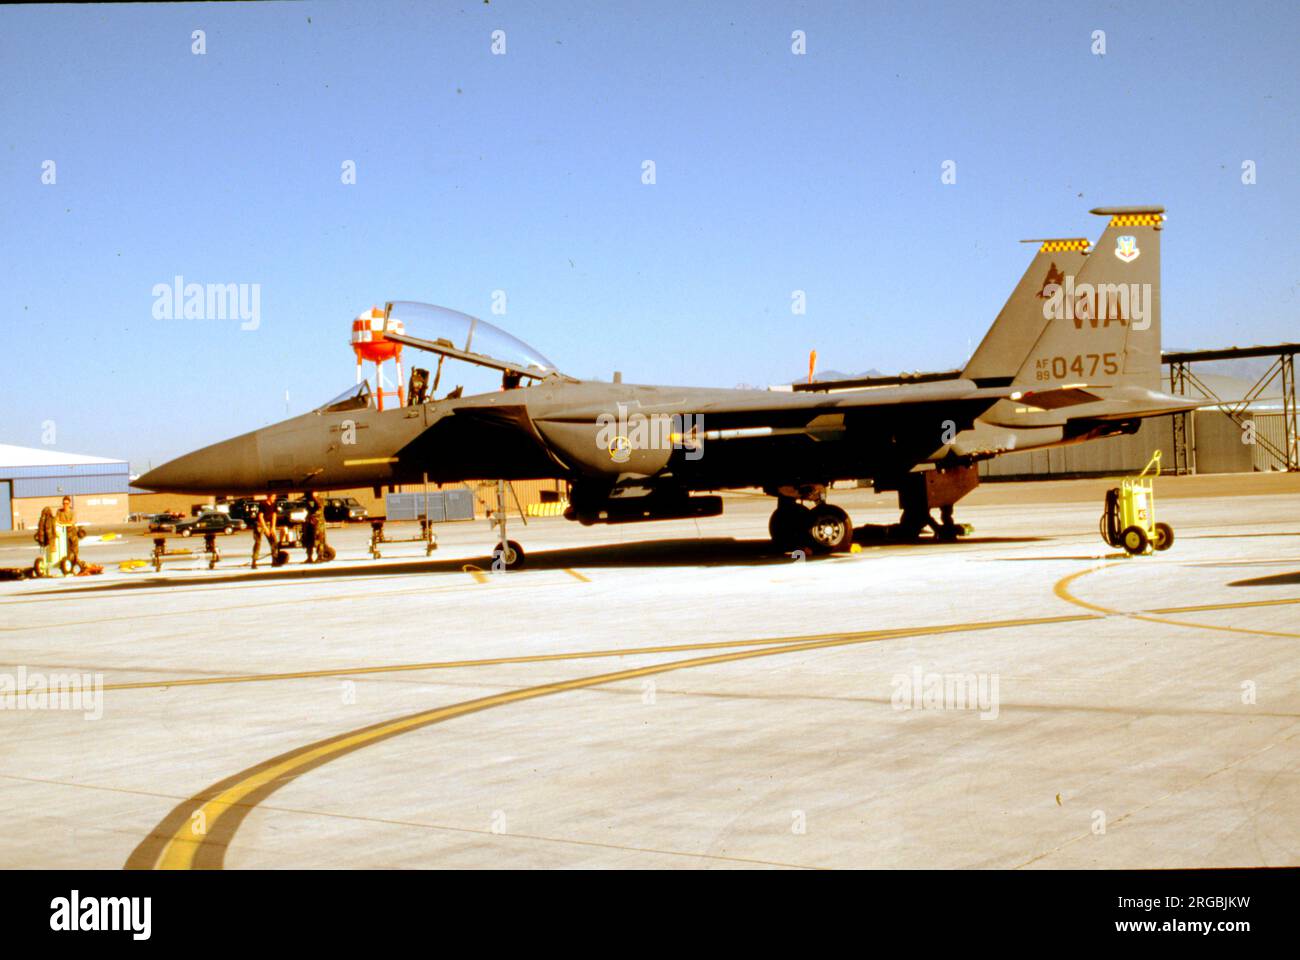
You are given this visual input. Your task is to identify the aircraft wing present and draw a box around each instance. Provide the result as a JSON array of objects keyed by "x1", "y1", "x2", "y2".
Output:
[{"x1": 537, "y1": 380, "x2": 1016, "y2": 427}]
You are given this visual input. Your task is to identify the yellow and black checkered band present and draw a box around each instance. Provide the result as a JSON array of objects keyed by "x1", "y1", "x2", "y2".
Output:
[
  {"x1": 1108, "y1": 213, "x2": 1165, "y2": 228},
  {"x1": 1039, "y1": 239, "x2": 1090, "y2": 253}
]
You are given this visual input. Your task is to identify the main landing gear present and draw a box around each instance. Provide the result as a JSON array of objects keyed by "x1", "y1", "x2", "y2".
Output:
[
  {"x1": 886, "y1": 463, "x2": 979, "y2": 543},
  {"x1": 893, "y1": 503, "x2": 969, "y2": 542},
  {"x1": 768, "y1": 492, "x2": 854, "y2": 554}
]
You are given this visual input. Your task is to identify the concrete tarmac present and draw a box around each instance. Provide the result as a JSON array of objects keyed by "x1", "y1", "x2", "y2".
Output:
[{"x1": 1, "y1": 476, "x2": 1298, "y2": 869}]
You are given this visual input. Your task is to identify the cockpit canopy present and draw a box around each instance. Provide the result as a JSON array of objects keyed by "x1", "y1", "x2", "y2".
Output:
[
  {"x1": 317, "y1": 381, "x2": 373, "y2": 413},
  {"x1": 316, "y1": 303, "x2": 561, "y2": 414},
  {"x1": 385, "y1": 301, "x2": 557, "y2": 378}
]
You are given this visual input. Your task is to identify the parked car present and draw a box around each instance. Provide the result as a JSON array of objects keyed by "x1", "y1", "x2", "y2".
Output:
[
  {"x1": 275, "y1": 499, "x2": 309, "y2": 525},
  {"x1": 221, "y1": 498, "x2": 262, "y2": 525},
  {"x1": 147, "y1": 513, "x2": 181, "y2": 533},
  {"x1": 324, "y1": 497, "x2": 368, "y2": 522},
  {"x1": 175, "y1": 513, "x2": 246, "y2": 537}
]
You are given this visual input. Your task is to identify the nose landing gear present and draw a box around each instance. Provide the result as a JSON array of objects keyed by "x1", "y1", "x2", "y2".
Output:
[{"x1": 488, "y1": 479, "x2": 527, "y2": 570}]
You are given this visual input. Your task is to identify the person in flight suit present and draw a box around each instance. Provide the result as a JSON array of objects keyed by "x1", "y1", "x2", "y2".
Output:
[
  {"x1": 55, "y1": 497, "x2": 86, "y2": 574},
  {"x1": 252, "y1": 494, "x2": 278, "y2": 569}
]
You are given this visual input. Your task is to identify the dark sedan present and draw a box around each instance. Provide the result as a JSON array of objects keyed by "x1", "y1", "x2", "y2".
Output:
[
  {"x1": 325, "y1": 497, "x2": 368, "y2": 522},
  {"x1": 174, "y1": 513, "x2": 246, "y2": 537},
  {"x1": 147, "y1": 513, "x2": 182, "y2": 533}
]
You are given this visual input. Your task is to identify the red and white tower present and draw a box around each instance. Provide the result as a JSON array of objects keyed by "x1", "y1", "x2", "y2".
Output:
[{"x1": 350, "y1": 306, "x2": 405, "y2": 411}]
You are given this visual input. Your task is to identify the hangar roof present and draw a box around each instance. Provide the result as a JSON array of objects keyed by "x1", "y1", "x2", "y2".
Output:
[{"x1": 0, "y1": 444, "x2": 125, "y2": 469}]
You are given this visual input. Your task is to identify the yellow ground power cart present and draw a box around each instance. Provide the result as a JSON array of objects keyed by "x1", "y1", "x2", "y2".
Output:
[{"x1": 1100, "y1": 450, "x2": 1174, "y2": 556}]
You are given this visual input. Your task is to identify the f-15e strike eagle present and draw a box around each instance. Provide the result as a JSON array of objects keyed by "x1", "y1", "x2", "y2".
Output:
[{"x1": 138, "y1": 206, "x2": 1196, "y2": 566}]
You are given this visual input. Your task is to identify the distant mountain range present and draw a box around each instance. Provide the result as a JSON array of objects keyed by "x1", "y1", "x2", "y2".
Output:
[
  {"x1": 802, "y1": 368, "x2": 888, "y2": 382},
  {"x1": 786, "y1": 367, "x2": 953, "y2": 385},
  {"x1": 787, "y1": 349, "x2": 1287, "y2": 388},
  {"x1": 1163, "y1": 348, "x2": 1283, "y2": 382}
]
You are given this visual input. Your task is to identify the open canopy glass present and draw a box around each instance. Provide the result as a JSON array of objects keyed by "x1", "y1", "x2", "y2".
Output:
[{"x1": 384, "y1": 301, "x2": 558, "y2": 377}]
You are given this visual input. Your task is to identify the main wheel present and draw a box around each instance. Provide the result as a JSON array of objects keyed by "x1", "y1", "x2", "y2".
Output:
[
  {"x1": 492, "y1": 539, "x2": 525, "y2": 570},
  {"x1": 768, "y1": 502, "x2": 812, "y2": 551},
  {"x1": 1120, "y1": 525, "x2": 1149, "y2": 555},
  {"x1": 806, "y1": 503, "x2": 853, "y2": 554},
  {"x1": 1152, "y1": 522, "x2": 1174, "y2": 551}
]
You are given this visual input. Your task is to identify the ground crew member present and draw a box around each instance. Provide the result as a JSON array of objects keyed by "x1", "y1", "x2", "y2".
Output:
[
  {"x1": 252, "y1": 494, "x2": 278, "y2": 569},
  {"x1": 34, "y1": 506, "x2": 57, "y2": 572},
  {"x1": 66, "y1": 526, "x2": 87, "y2": 574},
  {"x1": 56, "y1": 497, "x2": 85, "y2": 574},
  {"x1": 302, "y1": 492, "x2": 323, "y2": 563}
]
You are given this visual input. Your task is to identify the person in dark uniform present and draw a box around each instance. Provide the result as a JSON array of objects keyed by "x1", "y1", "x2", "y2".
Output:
[
  {"x1": 303, "y1": 491, "x2": 327, "y2": 563},
  {"x1": 252, "y1": 494, "x2": 277, "y2": 569},
  {"x1": 67, "y1": 526, "x2": 87, "y2": 574}
]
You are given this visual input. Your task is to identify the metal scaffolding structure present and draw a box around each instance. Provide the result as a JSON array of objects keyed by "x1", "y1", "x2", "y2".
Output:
[{"x1": 1165, "y1": 343, "x2": 1299, "y2": 474}]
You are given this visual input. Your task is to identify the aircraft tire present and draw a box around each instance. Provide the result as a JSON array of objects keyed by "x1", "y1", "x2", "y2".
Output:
[
  {"x1": 1152, "y1": 522, "x2": 1174, "y2": 551},
  {"x1": 806, "y1": 503, "x2": 853, "y2": 554},
  {"x1": 492, "y1": 540, "x2": 525, "y2": 570},
  {"x1": 769, "y1": 502, "x2": 811, "y2": 552}
]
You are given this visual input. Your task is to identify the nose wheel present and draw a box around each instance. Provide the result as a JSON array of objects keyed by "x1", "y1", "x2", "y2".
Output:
[{"x1": 492, "y1": 539, "x2": 526, "y2": 570}]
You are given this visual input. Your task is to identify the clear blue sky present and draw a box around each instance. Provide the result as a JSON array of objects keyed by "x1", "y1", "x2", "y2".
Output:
[{"x1": 2, "y1": 0, "x2": 1296, "y2": 473}]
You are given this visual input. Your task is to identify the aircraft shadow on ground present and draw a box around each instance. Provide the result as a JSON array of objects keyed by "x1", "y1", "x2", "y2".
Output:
[
  {"x1": 1228, "y1": 571, "x2": 1300, "y2": 587},
  {"x1": 29, "y1": 531, "x2": 1048, "y2": 595}
]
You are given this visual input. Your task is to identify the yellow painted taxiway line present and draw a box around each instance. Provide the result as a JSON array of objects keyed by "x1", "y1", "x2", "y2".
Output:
[
  {"x1": 126, "y1": 610, "x2": 1089, "y2": 870},
  {"x1": 1055, "y1": 563, "x2": 1300, "y2": 639},
  {"x1": 92, "y1": 615, "x2": 1090, "y2": 695},
  {"x1": 35, "y1": 590, "x2": 1299, "y2": 698},
  {"x1": 125, "y1": 572, "x2": 1300, "y2": 869}
]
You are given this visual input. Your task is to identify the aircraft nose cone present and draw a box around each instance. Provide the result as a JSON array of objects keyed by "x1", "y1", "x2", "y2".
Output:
[{"x1": 136, "y1": 433, "x2": 261, "y2": 494}]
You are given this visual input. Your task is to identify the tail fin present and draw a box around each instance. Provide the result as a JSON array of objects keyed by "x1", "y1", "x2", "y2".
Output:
[
  {"x1": 963, "y1": 238, "x2": 1090, "y2": 384},
  {"x1": 1015, "y1": 206, "x2": 1163, "y2": 389}
]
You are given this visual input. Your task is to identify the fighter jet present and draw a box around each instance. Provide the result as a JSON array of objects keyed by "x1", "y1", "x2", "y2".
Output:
[{"x1": 138, "y1": 206, "x2": 1196, "y2": 565}]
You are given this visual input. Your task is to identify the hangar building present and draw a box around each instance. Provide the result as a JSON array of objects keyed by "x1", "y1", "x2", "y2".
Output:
[{"x1": 0, "y1": 444, "x2": 131, "y2": 531}]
